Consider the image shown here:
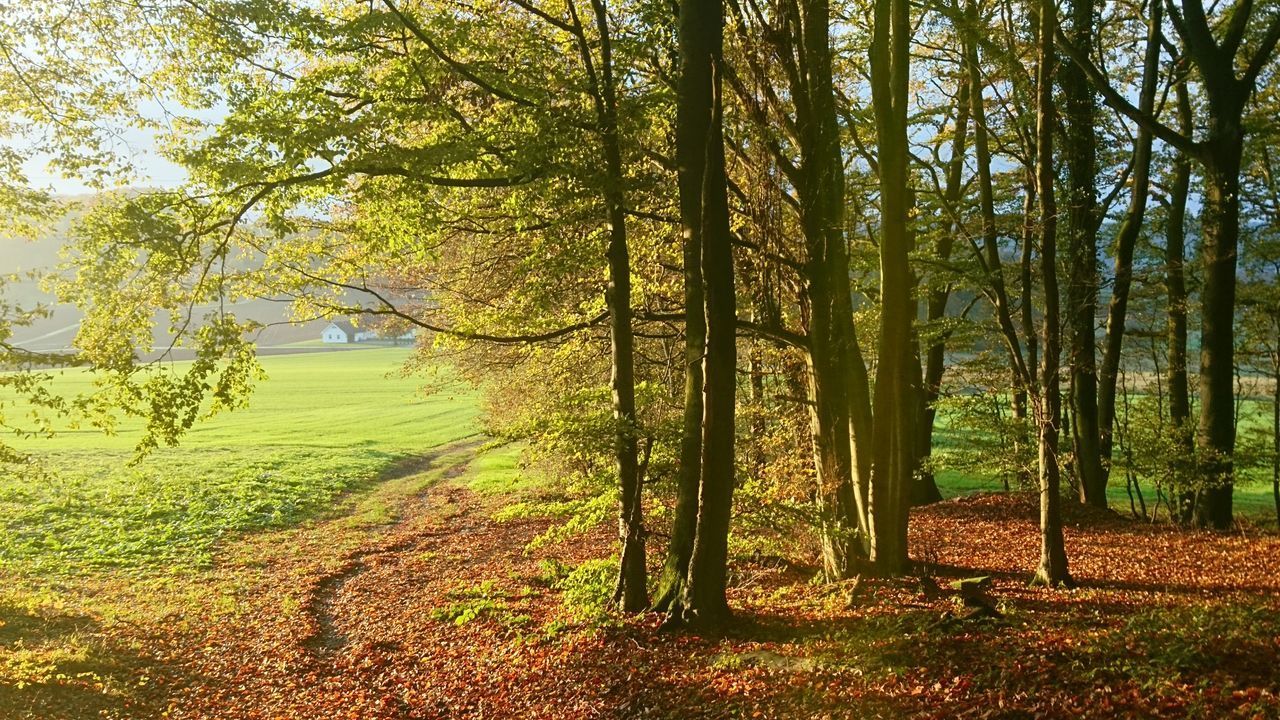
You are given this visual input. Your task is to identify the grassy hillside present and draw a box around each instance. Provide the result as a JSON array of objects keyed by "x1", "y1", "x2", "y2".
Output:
[{"x1": 1, "y1": 348, "x2": 483, "y2": 573}]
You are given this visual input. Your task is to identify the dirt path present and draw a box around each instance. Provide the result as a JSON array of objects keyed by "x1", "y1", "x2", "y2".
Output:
[{"x1": 145, "y1": 443, "x2": 662, "y2": 719}]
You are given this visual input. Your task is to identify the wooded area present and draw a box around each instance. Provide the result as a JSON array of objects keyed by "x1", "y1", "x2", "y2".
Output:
[{"x1": 3, "y1": 0, "x2": 1280, "y2": 716}]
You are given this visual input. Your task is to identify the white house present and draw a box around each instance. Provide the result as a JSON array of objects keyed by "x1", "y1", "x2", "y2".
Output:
[{"x1": 321, "y1": 320, "x2": 358, "y2": 344}]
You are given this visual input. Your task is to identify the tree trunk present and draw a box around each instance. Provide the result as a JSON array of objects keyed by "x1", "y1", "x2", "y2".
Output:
[
  {"x1": 867, "y1": 0, "x2": 914, "y2": 576},
  {"x1": 653, "y1": 0, "x2": 711, "y2": 615},
  {"x1": 1166, "y1": 82, "x2": 1194, "y2": 524},
  {"x1": 1188, "y1": 54, "x2": 1249, "y2": 530},
  {"x1": 1194, "y1": 136, "x2": 1243, "y2": 530},
  {"x1": 964, "y1": 6, "x2": 1034, "y2": 491},
  {"x1": 1273, "y1": 347, "x2": 1280, "y2": 529},
  {"x1": 651, "y1": 223, "x2": 705, "y2": 613},
  {"x1": 1031, "y1": 0, "x2": 1071, "y2": 587},
  {"x1": 1020, "y1": 179, "x2": 1039, "y2": 393},
  {"x1": 847, "y1": 319, "x2": 875, "y2": 532},
  {"x1": 1014, "y1": 178, "x2": 1037, "y2": 486},
  {"x1": 1062, "y1": 0, "x2": 1104, "y2": 509},
  {"x1": 1096, "y1": 0, "x2": 1162, "y2": 477},
  {"x1": 964, "y1": 9, "x2": 1032, "y2": 395},
  {"x1": 1171, "y1": 5, "x2": 1280, "y2": 530},
  {"x1": 675, "y1": 0, "x2": 736, "y2": 625},
  {"x1": 604, "y1": 166, "x2": 646, "y2": 613},
  {"x1": 584, "y1": 0, "x2": 648, "y2": 613},
  {"x1": 796, "y1": 0, "x2": 869, "y2": 578}
]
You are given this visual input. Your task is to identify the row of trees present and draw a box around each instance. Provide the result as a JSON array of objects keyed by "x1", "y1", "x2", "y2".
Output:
[{"x1": 2, "y1": 0, "x2": 1280, "y2": 621}]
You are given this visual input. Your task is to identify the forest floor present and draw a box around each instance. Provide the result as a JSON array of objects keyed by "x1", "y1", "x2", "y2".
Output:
[{"x1": 3, "y1": 439, "x2": 1280, "y2": 720}]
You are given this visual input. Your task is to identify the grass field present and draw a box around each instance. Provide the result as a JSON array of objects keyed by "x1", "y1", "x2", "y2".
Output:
[
  {"x1": 1, "y1": 348, "x2": 483, "y2": 574},
  {"x1": 929, "y1": 414, "x2": 1280, "y2": 523},
  {"x1": 3, "y1": 348, "x2": 1276, "y2": 579}
]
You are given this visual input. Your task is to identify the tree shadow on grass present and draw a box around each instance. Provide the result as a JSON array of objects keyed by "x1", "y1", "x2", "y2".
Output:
[{"x1": 0, "y1": 599, "x2": 179, "y2": 720}]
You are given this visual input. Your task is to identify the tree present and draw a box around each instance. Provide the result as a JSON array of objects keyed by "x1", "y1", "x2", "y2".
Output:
[
  {"x1": 571, "y1": 0, "x2": 649, "y2": 612},
  {"x1": 720, "y1": 0, "x2": 872, "y2": 580},
  {"x1": 1031, "y1": 0, "x2": 1072, "y2": 587},
  {"x1": 1061, "y1": 0, "x2": 1105, "y2": 508},
  {"x1": 1095, "y1": 0, "x2": 1164, "y2": 490},
  {"x1": 669, "y1": 0, "x2": 737, "y2": 625},
  {"x1": 1058, "y1": 0, "x2": 1280, "y2": 529},
  {"x1": 867, "y1": 0, "x2": 916, "y2": 575}
]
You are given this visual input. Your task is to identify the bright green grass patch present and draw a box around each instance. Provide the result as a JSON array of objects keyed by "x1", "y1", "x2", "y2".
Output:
[
  {"x1": 1, "y1": 348, "x2": 483, "y2": 574},
  {"x1": 931, "y1": 404, "x2": 1280, "y2": 522},
  {"x1": 934, "y1": 465, "x2": 1279, "y2": 521},
  {"x1": 8, "y1": 348, "x2": 477, "y2": 452},
  {"x1": 933, "y1": 465, "x2": 1280, "y2": 521},
  {"x1": 0, "y1": 447, "x2": 395, "y2": 572},
  {"x1": 465, "y1": 442, "x2": 532, "y2": 497}
]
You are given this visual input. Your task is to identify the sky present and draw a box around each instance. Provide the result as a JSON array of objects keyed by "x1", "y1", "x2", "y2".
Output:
[
  {"x1": 22, "y1": 150, "x2": 187, "y2": 195},
  {"x1": 13, "y1": 95, "x2": 215, "y2": 196}
]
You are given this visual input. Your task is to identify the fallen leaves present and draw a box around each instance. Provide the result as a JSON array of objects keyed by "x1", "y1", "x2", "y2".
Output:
[{"x1": 4, "y1": 484, "x2": 1279, "y2": 719}]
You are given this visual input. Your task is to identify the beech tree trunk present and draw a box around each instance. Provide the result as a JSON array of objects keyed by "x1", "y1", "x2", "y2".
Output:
[
  {"x1": 847, "y1": 318, "x2": 875, "y2": 537},
  {"x1": 1167, "y1": 83, "x2": 1194, "y2": 524},
  {"x1": 584, "y1": 0, "x2": 647, "y2": 613},
  {"x1": 1062, "y1": 0, "x2": 1105, "y2": 509},
  {"x1": 963, "y1": 7, "x2": 1032, "y2": 397},
  {"x1": 1020, "y1": 179, "x2": 1039, "y2": 394},
  {"x1": 1273, "y1": 346, "x2": 1280, "y2": 529},
  {"x1": 1169, "y1": 4, "x2": 1280, "y2": 530},
  {"x1": 867, "y1": 0, "x2": 914, "y2": 576},
  {"x1": 1189, "y1": 50, "x2": 1249, "y2": 531},
  {"x1": 1096, "y1": 0, "x2": 1162, "y2": 478},
  {"x1": 1031, "y1": 0, "x2": 1071, "y2": 587},
  {"x1": 1015, "y1": 178, "x2": 1038, "y2": 486},
  {"x1": 653, "y1": 0, "x2": 711, "y2": 615},
  {"x1": 673, "y1": 0, "x2": 736, "y2": 625},
  {"x1": 795, "y1": 0, "x2": 869, "y2": 578},
  {"x1": 1194, "y1": 135, "x2": 1243, "y2": 530}
]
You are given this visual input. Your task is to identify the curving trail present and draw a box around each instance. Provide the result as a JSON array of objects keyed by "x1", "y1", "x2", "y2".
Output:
[{"x1": 147, "y1": 441, "x2": 655, "y2": 720}]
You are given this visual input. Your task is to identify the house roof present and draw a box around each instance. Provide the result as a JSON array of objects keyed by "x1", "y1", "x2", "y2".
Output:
[{"x1": 327, "y1": 320, "x2": 358, "y2": 336}]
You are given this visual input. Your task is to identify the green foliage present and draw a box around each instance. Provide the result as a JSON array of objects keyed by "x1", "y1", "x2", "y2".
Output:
[
  {"x1": 432, "y1": 580, "x2": 512, "y2": 626},
  {"x1": 933, "y1": 390, "x2": 1035, "y2": 491},
  {"x1": 553, "y1": 557, "x2": 618, "y2": 626},
  {"x1": 485, "y1": 376, "x2": 677, "y2": 551},
  {"x1": 1112, "y1": 384, "x2": 1276, "y2": 520},
  {"x1": 1111, "y1": 392, "x2": 1197, "y2": 511},
  {"x1": 0, "y1": 276, "x2": 82, "y2": 465}
]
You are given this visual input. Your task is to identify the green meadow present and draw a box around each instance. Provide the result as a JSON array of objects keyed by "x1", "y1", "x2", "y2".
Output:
[
  {"x1": 3, "y1": 347, "x2": 1276, "y2": 578},
  {"x1": 0, "y1": 348, "x2": 485, "y2": 574},
  {"x1": 929, "y1": 403, "x2": 1280, "y2": 523}
]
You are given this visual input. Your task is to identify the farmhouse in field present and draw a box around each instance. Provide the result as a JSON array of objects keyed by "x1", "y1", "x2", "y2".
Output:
[
  {"x1": 320, "y1": 320, "x2": 416, "y2": 344},
  {"x1": 321, "y1": 320, "x2": 359, "y2": 344}
]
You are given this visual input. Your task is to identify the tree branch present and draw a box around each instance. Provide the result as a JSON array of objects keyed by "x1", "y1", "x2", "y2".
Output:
[
  {"x1": 1055, "y1": 28, "x2": 1200, "y2": 157},
  {"x1": 381, "y1": 0, "x2": 540, "y2": 109},
  {"x1": 1243, "y1": 13, "x2": 1280, "y2": 87}
]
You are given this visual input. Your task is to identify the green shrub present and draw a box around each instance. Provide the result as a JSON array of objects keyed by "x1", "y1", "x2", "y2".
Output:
[{"x1": 554, "y1": 557, "x2": 617, "y2": 626}]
